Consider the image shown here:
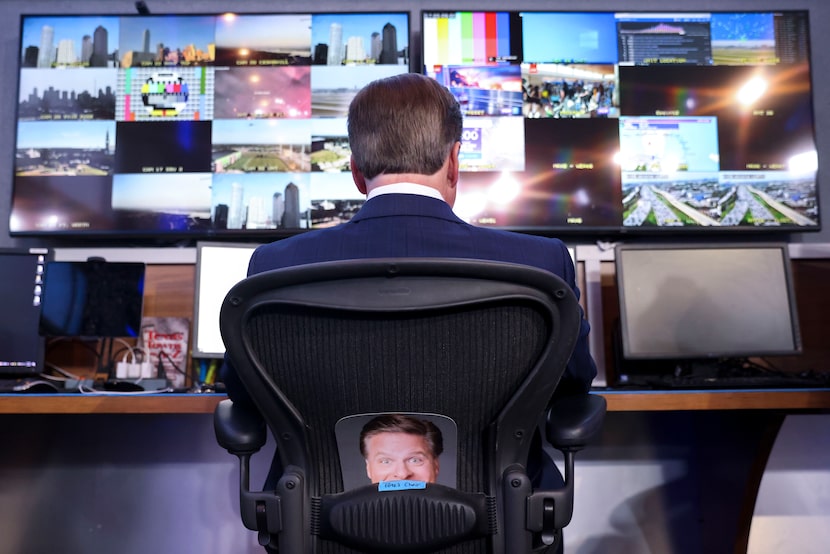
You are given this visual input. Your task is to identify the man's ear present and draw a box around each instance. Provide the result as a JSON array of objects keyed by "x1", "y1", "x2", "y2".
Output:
[
  {"x1": 447, "y1": 142, "x2": 461, "y2": 189},
  {"x1": 351, "y1": 156, "x2": 368, "y2": 195}
]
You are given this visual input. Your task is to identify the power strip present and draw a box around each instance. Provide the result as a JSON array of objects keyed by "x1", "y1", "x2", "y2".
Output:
[{"x1": 115, "y1": 361, "x2": 157, "y2": 379}]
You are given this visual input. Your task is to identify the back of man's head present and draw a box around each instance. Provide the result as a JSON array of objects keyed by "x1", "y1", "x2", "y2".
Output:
[{"x1": 348, "y1": 73, "x2": 463, "y2": 180}]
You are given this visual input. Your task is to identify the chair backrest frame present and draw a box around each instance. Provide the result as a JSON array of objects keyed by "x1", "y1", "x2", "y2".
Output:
[{"x1": 220, "y1": 258, "x2": 582, "y2": 553}]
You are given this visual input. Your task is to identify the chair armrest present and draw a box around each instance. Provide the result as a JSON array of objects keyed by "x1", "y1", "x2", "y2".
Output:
[
  {"x1": 545, "y1": 394, "x2": 607, "y2": 451},
  {"x1": 214, "y1": 398, "x2": 267, "y2": 455}
]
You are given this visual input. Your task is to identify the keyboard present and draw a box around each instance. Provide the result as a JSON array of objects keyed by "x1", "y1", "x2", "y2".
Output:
[{"x1": 642, "y1": 373, "x2": 830, "y2": 390}]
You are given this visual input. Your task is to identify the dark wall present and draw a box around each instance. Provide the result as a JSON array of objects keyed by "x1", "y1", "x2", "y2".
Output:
[{"x1": 1, "y1": 0, "x2": 828, "y2": 248}]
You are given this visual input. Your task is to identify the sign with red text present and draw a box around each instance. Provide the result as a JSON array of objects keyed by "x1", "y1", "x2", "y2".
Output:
[{"x1": 140, "y1": 317, "x2": 190, "y2": 388}]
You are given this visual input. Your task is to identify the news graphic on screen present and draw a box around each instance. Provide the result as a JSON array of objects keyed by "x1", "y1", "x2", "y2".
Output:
[
  {"x1": 10, "y1": 11, "x2": 410, "y2": 237},
  {"x1": 421, "y1": 10, "x2": 819, "y2": 233}
]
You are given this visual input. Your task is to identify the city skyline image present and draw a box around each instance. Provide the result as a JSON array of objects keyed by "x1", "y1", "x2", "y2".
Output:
[
  {"x1": 119, "y1": 15, "x2": 215, "y2": 67},
  {"x1": 21, "y1": 16, "x2": 119, "y2": 68},
  {"x1": 311, "y1": 13, "x2": 408, "y2": 65},
  {"x1": 18, "y1": 67, "x2": 116, "y2": 120}
]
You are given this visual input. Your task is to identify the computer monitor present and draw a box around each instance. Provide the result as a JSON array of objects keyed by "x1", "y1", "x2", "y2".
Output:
[
  {"x1": 615, "y1": 243, "x2": 801, "y2": 364},
  {"x1": 192, "y1": 242, "x2": 260, "y2": 358},
  {"x1": 0, "y1": 248, "x2": 50, "y2": 375},
  {"x1": 38, "y1": 260, "x2": 146, "y2": 338}
]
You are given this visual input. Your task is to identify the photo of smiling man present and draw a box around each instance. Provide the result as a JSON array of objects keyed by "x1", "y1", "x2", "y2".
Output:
[{"x1": 359, "y1": 413, "x2": 443, "y2": 484}]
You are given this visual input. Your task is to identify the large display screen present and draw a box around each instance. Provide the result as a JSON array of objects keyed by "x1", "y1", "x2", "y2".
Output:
[
  {"x1": 10, "y1": 11, "x2": 410, "y2": 238},
  {"x1": 9, "y1": 10, "x2": 818, "y2": 238},
  {"x1": 422, "y1": 10, "x2": 819, "y2": 233}
]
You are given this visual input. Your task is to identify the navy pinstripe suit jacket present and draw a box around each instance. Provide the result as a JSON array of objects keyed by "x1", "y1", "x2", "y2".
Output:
[{"x1": 222, "y1": 193, "x2": 597, "y2": 407}]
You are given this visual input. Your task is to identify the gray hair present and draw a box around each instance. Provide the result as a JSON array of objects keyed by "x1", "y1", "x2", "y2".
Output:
[{"x1": 347, "y1": 73, "x2": 463, "y2": 180}]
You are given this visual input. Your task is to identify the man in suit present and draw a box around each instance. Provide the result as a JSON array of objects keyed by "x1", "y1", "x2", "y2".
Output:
[
  {"x1": 220, "y1": 74, "x2": 597, "y2": 529},
  {"x1": 222, "y1": 72, "x2": 595, "y2": 403}
]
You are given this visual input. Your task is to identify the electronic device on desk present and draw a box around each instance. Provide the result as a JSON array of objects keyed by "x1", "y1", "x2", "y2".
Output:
[
  {"x1": 612, "y1": 242, "x2": 827, "y2": 390},
  {"x1": 37, "y1": 258, "x2": 165, "y2": 391},
  {"x1": 0, "y1": 248, "x2": 53, "y2": 392},
  {"x1": 192, "y1": 242, "x2": 260, "y2": 360}
]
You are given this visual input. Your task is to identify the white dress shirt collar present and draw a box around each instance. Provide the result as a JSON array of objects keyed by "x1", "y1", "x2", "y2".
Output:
[{"x1": 366, "y1": 182, "x2": 445, "y2": 202}]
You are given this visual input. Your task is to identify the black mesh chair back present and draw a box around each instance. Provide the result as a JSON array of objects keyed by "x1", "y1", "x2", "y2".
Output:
[{"x1": 218, "y1": 258, "x2": 584, "y2": 554}]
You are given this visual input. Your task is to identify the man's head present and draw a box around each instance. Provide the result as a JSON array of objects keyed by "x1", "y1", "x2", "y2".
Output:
[
  {"x1": 347, "y1": 73, "x2": 463, "y2": 194},
  {"x1": 359, "y1": 414, "x2": 444, "y2": 484}
]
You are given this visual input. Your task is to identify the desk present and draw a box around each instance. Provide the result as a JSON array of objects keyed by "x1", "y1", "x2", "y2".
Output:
[
  {"x1": 3, "y1": 388, "x2": 828, "y2": 414},
  {"x1": 594, "y1": 388, "x2": 830, "y2": 554},
  {"x1": 0, "y1": 393, "x2": 224, "y2": 414},
  {"x1": 0, "y1": 389, "x2": 827, "y2": 553},
  {"x1": 9, "y1": 252, "x2": 829, "y2": 552},
  {"x1": 601, "y1": 388, "x2": 830, "y2": 411}
]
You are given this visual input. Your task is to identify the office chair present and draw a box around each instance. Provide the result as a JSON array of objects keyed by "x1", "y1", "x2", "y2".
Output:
[{"x1": 214, "y1": 258, "x2": 606, "y2": 553}]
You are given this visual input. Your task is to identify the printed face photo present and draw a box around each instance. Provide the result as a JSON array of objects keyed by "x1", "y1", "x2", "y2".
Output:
[
  {"x1": 363, "y1": 431, "x2": 440, "y2": 483},
  {"x1": 336, "y1": 412, "x2": 457, "y2": 489}
]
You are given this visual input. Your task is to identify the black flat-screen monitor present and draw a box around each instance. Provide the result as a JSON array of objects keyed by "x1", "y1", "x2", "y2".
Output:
[
  {"x1": 192, "y1": 242, "x2": 259, "y2": 358},
  {"x1": 10, "y1": 11, "x2": 410, "y2": 239},
  {"x1": 0, "y1": 248, "x2": 49, "y2": 375},
  {"x1": 421, "y1": 10, "x2": 819, "y2": 234},
  {"x1": 39, "y1": 260, "x2": 146, "y2": 338},
  {"x1": 615, "y1": 243, "x2": 801, "y2": 361}
]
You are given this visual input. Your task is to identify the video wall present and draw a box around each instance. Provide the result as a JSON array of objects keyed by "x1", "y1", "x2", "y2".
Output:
[
  {"x1": 423, "y1": 10, "x2": 819, "y2": 232},
  {"x1": 11, "y1": 12, "x2": 409, "y2": 237},
  {"x1": 8, "y1": 10, "x2": 820, "y2": 238}
]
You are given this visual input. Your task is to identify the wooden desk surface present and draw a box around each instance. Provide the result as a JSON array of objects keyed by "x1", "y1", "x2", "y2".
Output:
[
  {"x1": 2, "y1": 389, "x2": 829, "y2": 414},
  {"x1": 0, "y1": 393, "x2": 224, "y2": 414},
  {"x1": 599, "y1": 388, "x2": 830, "y2": 411}
]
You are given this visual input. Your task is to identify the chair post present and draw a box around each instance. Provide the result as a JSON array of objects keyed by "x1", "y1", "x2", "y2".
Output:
[
  {"x1": 525, "y1": 450, "x2": 576, "y2": 544},
  {"x1": 274, "y1": 467, "x2": 306, "y2": 552},
  {"x1": 502, "y1": 465, "x2": 533, "y2": 553}
]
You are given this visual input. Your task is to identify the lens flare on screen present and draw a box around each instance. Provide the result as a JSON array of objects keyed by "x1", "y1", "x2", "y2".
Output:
[
  {"x1": 488, "y1": 172, "x2": 521, "y2": 205},
  {"x1": 789, "y1": 150, "x2": 818, "y2": 175},
  {"x1": 736, "y1": 76, "x2": 768, "y2": 106}
]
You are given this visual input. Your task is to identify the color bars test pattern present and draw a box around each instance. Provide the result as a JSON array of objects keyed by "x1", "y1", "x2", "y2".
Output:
[{"x1": 423, "y1": 12, "x2": 512, "y2": 67}]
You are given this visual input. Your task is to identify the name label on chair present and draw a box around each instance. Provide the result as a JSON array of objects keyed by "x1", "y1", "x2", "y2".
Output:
[{"x1": 378, "y1": 480, "x2": 427, "y2": 491}]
